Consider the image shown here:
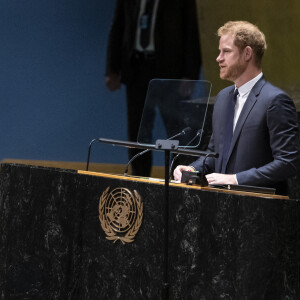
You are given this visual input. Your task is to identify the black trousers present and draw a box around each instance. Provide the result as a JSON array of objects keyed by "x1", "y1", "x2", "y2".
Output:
[
  {"x1": 125, "y1": 55, "x2": 156, "y2": 177},
  {"x1": 126, "y1": 79, "x2": 152, "y2": 177}
]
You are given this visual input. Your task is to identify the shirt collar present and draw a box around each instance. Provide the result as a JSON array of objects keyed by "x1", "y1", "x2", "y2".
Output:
[{"x1": 235, "y1": 72, "x2": 263, "y2": 97}]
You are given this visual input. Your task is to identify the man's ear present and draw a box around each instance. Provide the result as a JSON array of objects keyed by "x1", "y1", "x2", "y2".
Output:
[{"x1": 244, "y1": 46, "x2": 253, "y2": 62}]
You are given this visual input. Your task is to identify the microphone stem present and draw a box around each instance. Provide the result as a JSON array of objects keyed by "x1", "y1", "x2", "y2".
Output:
[
  {"x1": 169, "y1": 132, "x2": 201, "y2": 180},
  {"x1": 86, "y1": 138, "x2": 98, "y2": 171},
  {"x1": 124, "y1": 149, "x2": 150, "y2": 176},
  {"x1": 169, "y1": 154, "x2": 180, "y2": 179}
]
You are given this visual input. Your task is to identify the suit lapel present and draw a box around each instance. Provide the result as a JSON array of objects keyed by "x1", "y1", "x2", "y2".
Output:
[
  {"x1": 216, "y1": 87, "x2": 235, "y2": 172},
  {"x1": 228, "y1": 77, "x2": 267, "y2": 157}
]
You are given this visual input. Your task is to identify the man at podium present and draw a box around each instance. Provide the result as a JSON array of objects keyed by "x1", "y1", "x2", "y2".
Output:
[{"x1": 174, "y1": 21, "x2": 299, "y2": 195}]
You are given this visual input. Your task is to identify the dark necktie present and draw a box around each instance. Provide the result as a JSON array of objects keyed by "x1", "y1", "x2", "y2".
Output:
[
  {"x1": 221, "y1": 89, "x2": 239, "y2": 173},
  {"x1": 140, "y1": 0, "x2": 155, "y2": 49}
]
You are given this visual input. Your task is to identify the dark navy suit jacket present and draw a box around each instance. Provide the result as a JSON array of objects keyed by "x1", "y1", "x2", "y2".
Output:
[{"x1": 191, "y1": 77, "x2": 299, "y2": 194}]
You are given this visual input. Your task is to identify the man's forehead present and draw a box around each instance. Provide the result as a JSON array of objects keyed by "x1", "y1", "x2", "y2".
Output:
[
  {"x1": 219, "y1": 33, "x2": 234, "y2": 43},
  {"x1": 219, "y1": 34, "x2": 236, "y2": 49}
]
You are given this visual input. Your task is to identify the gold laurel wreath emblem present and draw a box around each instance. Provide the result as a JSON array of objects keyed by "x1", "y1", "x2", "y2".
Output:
[{"x1": 99, "y1": 187, "x2": 143, "y2": 244}]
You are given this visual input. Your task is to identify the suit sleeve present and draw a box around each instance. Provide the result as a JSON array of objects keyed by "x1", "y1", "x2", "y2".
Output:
[{"x1": 236, "y1": 94, "x2": 300, "y2": 186}]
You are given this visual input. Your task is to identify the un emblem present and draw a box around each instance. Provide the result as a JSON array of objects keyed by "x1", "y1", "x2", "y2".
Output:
[{"x1": 99, "y1": 187, "x2": 143, "y2": 244}]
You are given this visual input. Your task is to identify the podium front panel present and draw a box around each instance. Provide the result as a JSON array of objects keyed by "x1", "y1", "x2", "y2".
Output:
[{"x1": 0, "y1": 163, "x2": 298, "y2": 299}]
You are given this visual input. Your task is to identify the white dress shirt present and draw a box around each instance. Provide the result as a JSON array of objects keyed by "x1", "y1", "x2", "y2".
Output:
[{"x1": 135, "y1": 0, "x2": 160, "y2": 52}]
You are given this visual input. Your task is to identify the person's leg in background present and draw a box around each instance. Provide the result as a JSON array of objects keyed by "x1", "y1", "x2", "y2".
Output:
[{"x1": 126, "y1": 81, "x2": 152, "y2": 177}]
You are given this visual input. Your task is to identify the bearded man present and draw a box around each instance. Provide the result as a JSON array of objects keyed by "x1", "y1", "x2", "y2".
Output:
[{"x1": 174, "y1": 21, "x2": 299, "y2": 195}]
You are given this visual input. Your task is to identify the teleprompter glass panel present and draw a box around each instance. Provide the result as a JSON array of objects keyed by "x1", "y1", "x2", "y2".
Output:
[{"x1": 137, "y1": 79, "x2": 212, "y2": 151}]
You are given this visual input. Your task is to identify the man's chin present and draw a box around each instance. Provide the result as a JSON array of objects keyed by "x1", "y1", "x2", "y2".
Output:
[
  {"x1": 219, "y1": 73, "x2": 227, "y2": 80},
  {"x1": 220, "y1": 72, "x2": 234, "y2": 82}
]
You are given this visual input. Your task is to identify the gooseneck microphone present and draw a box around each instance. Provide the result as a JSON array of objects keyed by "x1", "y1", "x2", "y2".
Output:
[
  {"x1": 123, "y1": 126, "x2": 192, "y2": 176},
  {"x1": 86, "y1": 138, "x2": 98, "y2": 171},
  {"x1": 169, "y1": 129, "x2": 203, "y2": 179}
]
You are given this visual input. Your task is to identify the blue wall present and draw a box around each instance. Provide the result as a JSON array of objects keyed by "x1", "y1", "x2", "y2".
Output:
[{"x1": 0, "y1": 0, "x2": 130, "y2": 164}]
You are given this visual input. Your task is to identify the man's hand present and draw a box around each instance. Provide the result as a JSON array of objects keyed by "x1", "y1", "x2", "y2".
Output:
[
  {"x1": 205, "y1": 173, "x2": 237, "y2": 185},
  {"x1": 173, "y1": 165, "x2": 195, "y2": 182},
  {"x1": 106, "y1": 74, "x2": 121, "y2": 91}
]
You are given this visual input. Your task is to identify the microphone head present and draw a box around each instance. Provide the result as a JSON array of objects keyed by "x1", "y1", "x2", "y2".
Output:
[
  {"x1": 181, "y1": 126, "x2": 191, "y2": 135},
  {"x1": 196, "y1": 129, "x2": 204, "y2": 136}
]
